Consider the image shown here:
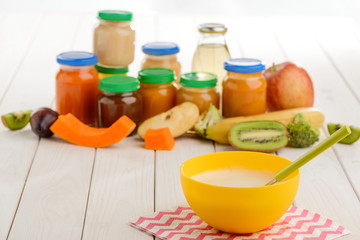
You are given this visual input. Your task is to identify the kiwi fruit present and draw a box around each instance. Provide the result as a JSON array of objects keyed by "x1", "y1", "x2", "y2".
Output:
[
  {"x1": 327, "y1": 123, "x2": 360, "y2": 144},
  {"x1": 228, "y1": 121, "x2": 288, "y2": 153},
  {"x1": 1, "y1": 110, "x2": 33, "y2": 130}
]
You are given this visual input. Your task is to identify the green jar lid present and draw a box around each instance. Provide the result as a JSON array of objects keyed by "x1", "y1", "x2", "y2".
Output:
[
  {"x1": 180, "y1": 72, "x2": 217, "y2": 88},
  {"x1": 99, "y1": 76, "x2": 139, "y2": 93},
  {"x1": 98, "y1": 10, "x2": 133, "y2": 22},
  {"x1": 95, "y1": 64, "x2": 129, "y2": 74},
  {"x1": 138, "y1": 68, "x2": 175, "y2": 84}
]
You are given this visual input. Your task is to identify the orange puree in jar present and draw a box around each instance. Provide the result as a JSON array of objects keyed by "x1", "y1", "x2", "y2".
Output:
[
  {"x1": 138, "y1": 68, "x2": 177, "y2": 120},
  {"x1": 222, "y1": 58, "x2": 266, "y2": 117},
  {"x1": 177, "y1": 72, "x2": 219, "y2": 113},
  {"x1": 56, "y1": 52, "x2": 100, "y2": 125},
  {"x1": 141, "y1": 42, "x2": 181, "y2": 85}
]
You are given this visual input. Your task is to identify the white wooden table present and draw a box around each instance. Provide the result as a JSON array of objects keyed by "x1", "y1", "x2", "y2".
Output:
[{"x1": 0, "y1": 11, "x2": 360, "y2": 240}]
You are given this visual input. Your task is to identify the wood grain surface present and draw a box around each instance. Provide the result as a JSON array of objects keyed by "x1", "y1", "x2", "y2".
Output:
[{"x1": 0, "y1": 11, "x2": 359, "y2": 240}]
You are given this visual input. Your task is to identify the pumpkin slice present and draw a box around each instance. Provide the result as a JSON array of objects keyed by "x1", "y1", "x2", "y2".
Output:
[
  {"x1": 50, "y1": 113, "x2": 136, "y2": 148},
  {"x1": 145, "y1": 128, "x2": 175, "y2": 150}
]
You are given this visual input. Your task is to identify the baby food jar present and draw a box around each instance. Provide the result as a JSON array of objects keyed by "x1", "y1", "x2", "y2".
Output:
[
  {"x1": 56, "y1": 51, "x2": 99, "y2": 125},
  {"x1": 141, "y1": 42, "x2": 181, "y2": 84},
  {"x1": 177, "y1": 72, "x2": 219, "y2": 113},
  {"x1": 93, "y1": 10, "x2": 135, "y2": 67},
  {"x1": 138, "y1": 68, "x2": 177, "y2": 120},
  {"x1": 97, "y1": 76, "x2": 142, "y2": 128},
  {"x1": 222, "y1": 58, "x2": 266, "y2": 117},
  {"x1": 95, "y1": 64, "x2": 128, "y2": 79}
]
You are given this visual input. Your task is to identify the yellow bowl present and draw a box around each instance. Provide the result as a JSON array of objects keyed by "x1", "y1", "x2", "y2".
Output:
[{"x1": 180, "y1": 151, "x2": 300, "y2": 234}]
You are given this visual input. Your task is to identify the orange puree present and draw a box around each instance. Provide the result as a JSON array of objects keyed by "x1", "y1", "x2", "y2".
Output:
[
  {"x1": 222, "y1": 58, "x2": 266, "y2": 117},
  {"x1": 139, "y1": 82, "x2": 177, "y2": 120},
  {"x1": 56, "y1": 66, "x2": 100, "y2": 125},
  {"x1": 138, "y1": 68, "x2": 177, "y2": 120},
  {"x1": 176, "y1": 72, "x2": 219, "y2": 113}
]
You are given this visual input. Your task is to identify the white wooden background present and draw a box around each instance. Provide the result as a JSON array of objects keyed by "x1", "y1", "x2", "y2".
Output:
[{"x1": 0, "y1": 11, "x2": 359, "y2": 240}]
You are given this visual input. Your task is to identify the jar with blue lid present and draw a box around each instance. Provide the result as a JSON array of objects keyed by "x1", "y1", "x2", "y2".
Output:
[
  {"x1": 56, "y1": 51, "x2": 99, "y2": 125},
  {"x1": 141, "y1": 42, "x2": 181, "y2": 85},
  {"x1": 222, "y1": 58, "x2": 267, "y2": 117}
]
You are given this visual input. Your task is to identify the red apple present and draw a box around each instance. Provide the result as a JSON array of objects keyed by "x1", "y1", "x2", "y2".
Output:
[{"x1": 264, "y1": 62, "x2": 314, "y2": 111}]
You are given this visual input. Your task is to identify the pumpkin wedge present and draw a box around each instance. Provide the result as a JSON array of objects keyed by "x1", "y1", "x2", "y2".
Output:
[{"x1": 50, "y1": 113, "x2": 136, "y2": 148}]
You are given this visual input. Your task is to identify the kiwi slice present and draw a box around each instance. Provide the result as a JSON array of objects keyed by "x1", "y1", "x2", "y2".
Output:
[
  {"x1": 327, "y1": 123, "x2": 360, "y2": 144},
  {"x1": 228, "y1": 121, "x2": 288, "y2": 153},
  {"x1": 1, "y1": 110, "x2": 33, "y2": 130}
]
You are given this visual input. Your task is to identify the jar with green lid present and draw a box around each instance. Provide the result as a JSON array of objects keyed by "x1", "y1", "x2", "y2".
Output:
[
  {"x1": 177, "y1": 72, "x2": 219, "y2": 113},
  {"x1": 93, "y1": 10, "x2": 135, "y2": 67},
  {"x1": 138, "y1": 68, "x2": 177, "y2": 120},
  {"x1": 95, "y1": 64, "x2": 128, "y2": 79},
  {"x1": 97, "y1": 75, "x2": 142, "y2": 129}
]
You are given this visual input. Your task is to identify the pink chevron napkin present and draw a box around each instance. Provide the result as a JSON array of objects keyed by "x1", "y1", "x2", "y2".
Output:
[{"x1": 130, "y1": 206, "x2": 350, "y2": 240}]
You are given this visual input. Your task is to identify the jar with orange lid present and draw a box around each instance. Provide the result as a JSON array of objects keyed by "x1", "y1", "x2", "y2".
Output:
[
  {"x1": 97, "y1": 75, "x2": 142, "y2": 129},
  {"x1": 56, "y1": 51, "x2": 100, "y2": 125},
  {"x1": 222, "y1": 58, "x2": 267, "y2": 117},
  {"x1": 138, "y1": 68, "x2": 177, "y2": 120},
  {"x1": 95, "y1": 64, "x2": 128, "y2": 79},
  {"x1": 177, "y1": 72, "x2": 219, "y2": 113},
  {"x1": 93, "y1": 10, "x2": 135, "y2": 67},
  {"x1": 141, "y1": 42, "x2": 181, "y2": 84}
]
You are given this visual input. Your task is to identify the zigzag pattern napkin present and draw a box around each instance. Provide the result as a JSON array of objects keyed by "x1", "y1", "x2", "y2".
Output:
[{"x1": 130, "y1": 206, "x2": 350, "y2": 240}]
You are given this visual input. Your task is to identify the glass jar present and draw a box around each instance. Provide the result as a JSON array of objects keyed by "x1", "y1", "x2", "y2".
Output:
[
  {"x1": 97, "y1": 76, "x2": 142, "y2": 129},
  {"x1": 177, "y1": 72, "x2": 219, "y2": 113},
  {"x1": 192, "y1": 23, "x2": 231, "y2": 86},
  {"x1": 95, "y1": 64, "x2": 128, "y2": 79},
  {"x1": 138, "y1": 68, "x2": 177, "y2": 120},
  {"x1": 56, "y1": 51, "x2": 99, "y2": 125},
  {"x1": 141, "y1": 42, "x2": 181, "y2": 85},
  {"x1": 222, "y1": 58, "x2": 267, "y2": 117},
  {"x1": 93, "y1": 10, "x2": 135, "y2": 67}
]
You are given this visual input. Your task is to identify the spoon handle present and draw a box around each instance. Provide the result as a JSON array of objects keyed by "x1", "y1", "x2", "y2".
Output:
[{"x1": 275, "y1": 125, "x2": 351, "y2": 183}]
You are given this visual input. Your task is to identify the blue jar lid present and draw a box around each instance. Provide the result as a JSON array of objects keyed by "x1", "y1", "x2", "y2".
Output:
[
  {"x1": 56, "y1": 51, "x2": 98, "y2": 66},
  {"x1": 224, "y1": 58, "x2": 265, "y2": 73},
  {"x1": 142, "y1": 42, "x2": 180, "y2": 56}
]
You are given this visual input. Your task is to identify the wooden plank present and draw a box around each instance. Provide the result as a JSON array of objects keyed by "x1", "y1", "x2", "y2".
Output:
[
  {"x1": 0, "y1": 12, "x2": 42, "y2": 104},
  {"x1": 4, "y1": 13, "x2": 88, "y2": 239},
  {"x1": 154, "y1": 15, "x2": 215, "y2": 212},
  {"x1": 155, "y1": 135, "x2": 215, "y2": 210},
  {"x1": 0, "y1": 130, "x2": 38, "y2": 240},
  {"x1": 82, "y1": 14, "x2": 156, "y2": 240},
  {"x1": 274, "y1": 19, "x2": 360, "y2": 239},
  {"x1": 8, "y1": 140, "x2": 94, "y2": 240},
  {"x1": 0, "y1": 12, "x2": 44, "y2": 240},
  {"x1": 231, "y1": 17, "x2": 360, "y2": 238},
  {"x1": 82, "y1": 137, "x2": 154, "y2": 240},
  {"x1": 307, "y1": 16, "x2": 360, "y2": 200}
]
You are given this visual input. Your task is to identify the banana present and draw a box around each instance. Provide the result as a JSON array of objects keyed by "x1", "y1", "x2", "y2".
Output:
[{"x1": 204, "y1": 108, "x2": 325, "y2": 144}]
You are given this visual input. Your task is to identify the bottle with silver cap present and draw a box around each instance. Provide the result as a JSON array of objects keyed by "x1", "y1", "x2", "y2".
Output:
[{"x1": 191, "y1": 23, "x2": 231, "y2": 86}]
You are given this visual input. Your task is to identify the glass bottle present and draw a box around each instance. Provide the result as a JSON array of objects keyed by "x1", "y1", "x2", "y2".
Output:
[{"x1": 191, "y1": 23, "x2": 231, "y2": 87}]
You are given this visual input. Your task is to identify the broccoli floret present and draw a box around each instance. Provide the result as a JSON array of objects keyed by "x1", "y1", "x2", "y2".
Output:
[
  {"x1": 287, "y1": 113, "x2": 320, "y2": 148},
  {"x1": 194, "y1": 104, "x2": 222, "y2": 138}
]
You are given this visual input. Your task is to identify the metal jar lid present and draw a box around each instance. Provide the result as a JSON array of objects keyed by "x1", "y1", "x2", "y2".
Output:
[{"x1": 198, "y1": 23, "x2": 227, "y2": 34}]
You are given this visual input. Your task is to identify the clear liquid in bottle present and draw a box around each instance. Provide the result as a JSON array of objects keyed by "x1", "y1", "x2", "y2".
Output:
[
  {"x1": 191, "y1": 23, "x2": 231, "y2": 89},
  {"x1": 191, "y1": 43, "x2": 231, "y2": 82}
]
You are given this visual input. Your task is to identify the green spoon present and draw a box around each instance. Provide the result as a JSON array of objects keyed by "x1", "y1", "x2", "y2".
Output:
[{"x1": 266, "y1": 125, "x2": 351, "y2": 186}]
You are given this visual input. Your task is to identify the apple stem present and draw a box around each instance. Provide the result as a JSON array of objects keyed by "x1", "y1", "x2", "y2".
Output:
[{"x1": 269, "y1": 62, "x2": 277, "y2": 73}]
